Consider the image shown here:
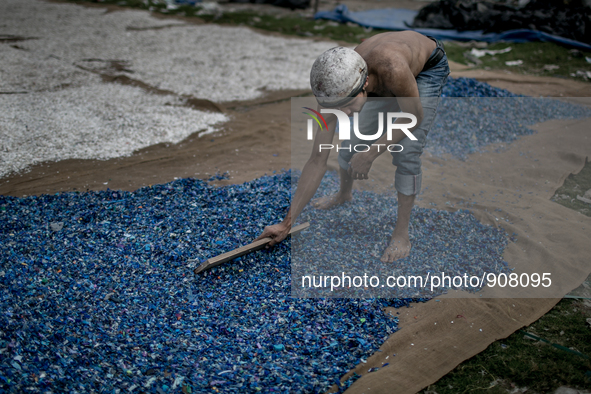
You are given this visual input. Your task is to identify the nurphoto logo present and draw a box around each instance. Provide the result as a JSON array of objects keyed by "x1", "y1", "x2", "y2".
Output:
[{"x1": 302, "y1": 107, "x2": 418, "y2": 153}]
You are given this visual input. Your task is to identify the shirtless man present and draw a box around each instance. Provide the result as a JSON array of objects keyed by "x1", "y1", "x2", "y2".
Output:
[{"x1": 256, "y1": 31, "x2": 450, "y2": 262}]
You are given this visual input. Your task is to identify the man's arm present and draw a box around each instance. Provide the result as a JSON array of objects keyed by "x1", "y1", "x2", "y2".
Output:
[
  {"x1": 255, "y1": 113, "x2": 337, "y2": 245},
  {"x1": 349, "y1": 61, "x2": 423, "y2": 180}
]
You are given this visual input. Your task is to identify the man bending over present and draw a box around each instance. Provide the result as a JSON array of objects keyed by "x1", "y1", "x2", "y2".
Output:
[{"x1": 256, "y1": 31, "x2": 449, "y2": 262}]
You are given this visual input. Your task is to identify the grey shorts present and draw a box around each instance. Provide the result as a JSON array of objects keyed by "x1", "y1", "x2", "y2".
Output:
[{"x1": 337, "y1": 50, "x2": 450, "y2": 196}]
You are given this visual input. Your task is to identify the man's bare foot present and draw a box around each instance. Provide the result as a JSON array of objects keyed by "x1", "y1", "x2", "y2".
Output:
[
  {"x1": 380, "y1": 234, "x2": 411, "y2": 262},
  {"x1": 311, "y1": 193, "x2": 352, "y2": 209}
]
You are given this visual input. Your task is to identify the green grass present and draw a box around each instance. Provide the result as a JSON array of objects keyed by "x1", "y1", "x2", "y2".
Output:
[
  {"x1": 68, "y1": 0, "x2": 384, "y2": 43},
  {"x1": 422, "y1": 299, "x2": 591, "y2": 394},
  {"x1": 198, "y1": 10, "x2": 386, "y2": 43},
  {"x1": 445, "y1": 41, "x2": 591, "y2": 82},
  {"x1": 70, "y1": 0, "x2": 591, "y2": 82}
]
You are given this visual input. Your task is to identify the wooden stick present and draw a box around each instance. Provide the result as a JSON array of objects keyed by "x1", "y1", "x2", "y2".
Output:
[{"x1": 193, "y1": 222, "x2": 310, "y2": 274}]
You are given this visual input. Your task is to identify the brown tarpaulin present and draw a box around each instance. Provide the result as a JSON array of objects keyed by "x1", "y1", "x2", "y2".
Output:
[{"x1": 335, "y1": 115, "x2": 591, "y2": 393}]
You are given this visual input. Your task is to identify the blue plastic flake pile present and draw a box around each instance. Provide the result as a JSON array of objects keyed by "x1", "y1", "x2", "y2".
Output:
[
  {"x1": 292, "y1": 171, "x2": 511, "y2": 299},
  {"x1": 442, "y1": 77, "x2": 520, "y2": 98},
  {"x1": 433, "y1": 78, "x2": 591, "y2": 159},
  {"x1": 1, "y1": 172, "x2": 418, "y2": 393}
]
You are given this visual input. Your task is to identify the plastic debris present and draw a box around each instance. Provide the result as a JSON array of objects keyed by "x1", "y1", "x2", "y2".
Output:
[
  {"x1": 505, "y1": 60, "x2": 523, "y2": 66},
  {"x1": 576, "y1": 189, "x2": 591, "y2": 204},
  {"x1": 49, "y1": 222, "x2": 63, "y2": 232},
  {"x1": 573, "y1": 70, "x2": 591, "y2": 79},
  {"x1": 469, "y1": 47, "x2": 512, "y2": 58}
]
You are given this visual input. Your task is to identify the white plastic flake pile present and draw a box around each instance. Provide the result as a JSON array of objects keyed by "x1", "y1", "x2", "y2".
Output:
[
  {"x1": 0, "y1": 0, "x2": 336, "y2": 177},
  {"x1": 0, "y1": 84, "x2": 227, "y2": 178},
  {"x1": 1, "y1": 0, "x2": 335, "y2": 101}
]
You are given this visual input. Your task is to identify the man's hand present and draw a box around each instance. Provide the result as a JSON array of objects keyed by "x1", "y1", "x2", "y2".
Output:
[
  {"x1": 254, "y1": 222, "x2": 290, "y2": 247},
  {"x1": 348, "y1": 152, "x2": 374, "y2": 180}
]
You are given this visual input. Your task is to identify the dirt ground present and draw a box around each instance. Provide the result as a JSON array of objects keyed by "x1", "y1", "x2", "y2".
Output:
[
  {"x1": 2, "y1": 2, "x2": 591, "y2": 393},
  {"x1": 1, "y1": 1, "x2": 589, "y2": 196},
  {"x1": 2, "y1": 61, "x2": 590, "y2": 197}
]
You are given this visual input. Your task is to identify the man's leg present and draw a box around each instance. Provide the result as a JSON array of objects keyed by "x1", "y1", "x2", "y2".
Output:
[
  {"x1": 312, "y1": 166, "x2": 354, "y2": 209},
  {"x1": 381, "y1": 53, "x2": 450, "y2": 262},
  {"x1": 313, "y1": 100, "x2": 391, "y2": 210},
  {"x1": 383, "y1": 99, "x2": 433, "y2": 263},
  {"x1": 381, "y1": 192, "x2": 414, "y2": 262},
  {"x1": 383, "y1": 124, "x2": 426, "y2": 263}
]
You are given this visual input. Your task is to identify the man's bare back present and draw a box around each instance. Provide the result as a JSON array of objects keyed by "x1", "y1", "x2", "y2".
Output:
[{"x1": 355, "y1": 31, "x2": 437, "y2": 98}]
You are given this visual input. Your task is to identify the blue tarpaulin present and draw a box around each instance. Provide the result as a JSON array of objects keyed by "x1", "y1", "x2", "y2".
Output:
[{"x1": 314, "y1": 5, "x2": 591, "y2": 51}]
